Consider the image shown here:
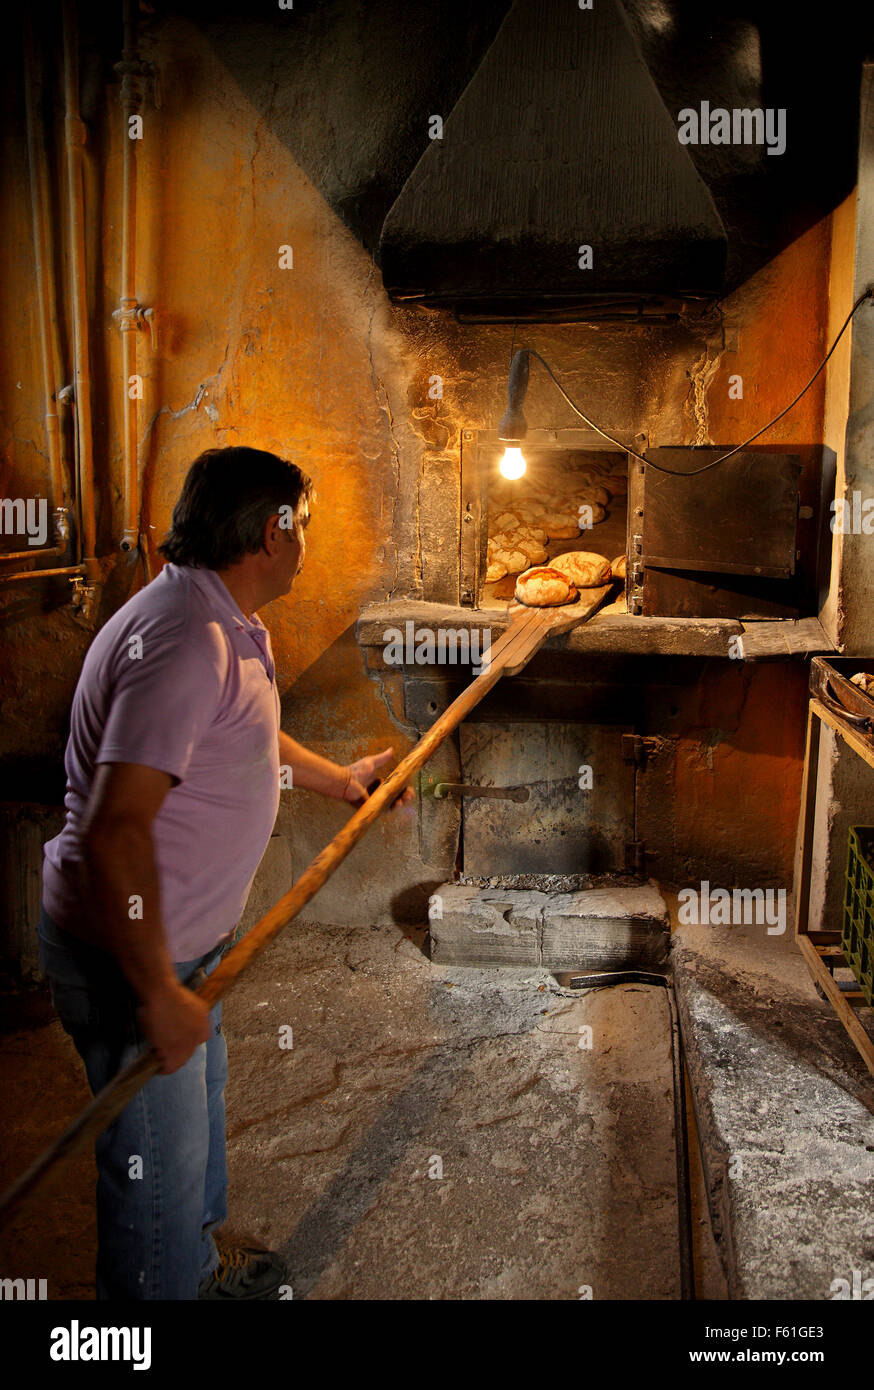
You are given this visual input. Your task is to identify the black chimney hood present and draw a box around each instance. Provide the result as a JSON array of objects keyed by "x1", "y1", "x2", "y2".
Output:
[{"x1": 378, "y1": 0, "x2": 727, "y2": 319}]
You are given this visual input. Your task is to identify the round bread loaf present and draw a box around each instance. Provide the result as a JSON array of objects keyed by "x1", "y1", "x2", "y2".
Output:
[
  {"x1": 515, "y1": 506, "x2": 549, "y2": 528},
  {"x1": 549, "y1": 551, "x2": 612, "y2": 587},
  {"x1": 576, "y1": 485, "x2": 610, "y2": 507},
  {"x1": 544, "y1": 515, "x2": 581, "y2": 540},
  {"x1": 610, "y1": 554, "x2": 627, "y2": 580},
  {"x1": 576, "y1": 502, "x2": 607, "y2": 529},
  {"x1": 514, "y1": 536, "x2": 548, "y2": 564},
  {"x1": 514, "y1": 566, "x2": 578, "y2": 607},
  {"x1": 491, "y1": 546, "x2": 528, "y2": 574},
  {"x1": 492, "y1": 526, "x2": 547, "y2": 565},
  {"x1": 514, "y1": 522, "x2": 548, "y2": 542}
]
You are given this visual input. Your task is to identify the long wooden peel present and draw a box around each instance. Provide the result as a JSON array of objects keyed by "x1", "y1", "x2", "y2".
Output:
[{"x1": 0, "y1": 587, "x2": 610, "y2": 1226}]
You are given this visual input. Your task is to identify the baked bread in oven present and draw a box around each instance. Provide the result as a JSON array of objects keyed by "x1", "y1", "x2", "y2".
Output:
[
  {"x1": 575, "y1": 502, "x2": 607, "y2": 529},
  {"x1": 514, "y1": 566, "x2": 578, "y2": 606},
  {"x1": 548, "y1": 551, "x2": 612, "y2": 587},
  {"x1": 486, "y1": 558, "x2": 508, "y2": 583}
]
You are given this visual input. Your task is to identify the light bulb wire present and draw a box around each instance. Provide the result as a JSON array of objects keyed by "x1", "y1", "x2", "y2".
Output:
[{"x1": 520, "y1": 287, "x2": 873, "y2": 477}]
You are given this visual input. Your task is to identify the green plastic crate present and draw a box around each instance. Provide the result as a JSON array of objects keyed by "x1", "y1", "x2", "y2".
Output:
[{"x1": 842, "y1": 826, "x2": 874, "y2": 1009}]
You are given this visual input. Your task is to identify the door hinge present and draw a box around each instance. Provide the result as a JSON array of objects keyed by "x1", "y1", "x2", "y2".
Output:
[
  {"x1": 625, "y1": 839, "x2": 647, "y2": 875},
  {"x1": 621, "y1": 734, "x2": 659, "y2": 765}
]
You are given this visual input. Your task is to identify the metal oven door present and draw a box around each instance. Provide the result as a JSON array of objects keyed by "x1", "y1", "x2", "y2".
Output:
[
  {"x1": 628, "y1": 448, "x2": 803, "y2": 618},
  {"x1": 459, "y1": 721, "x2": 635, "y2": 877}
]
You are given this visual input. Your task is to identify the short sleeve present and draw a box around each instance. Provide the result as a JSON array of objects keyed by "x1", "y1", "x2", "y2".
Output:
[{"x1": 95, "y1": 617, "x2": 225, "y2": 783}]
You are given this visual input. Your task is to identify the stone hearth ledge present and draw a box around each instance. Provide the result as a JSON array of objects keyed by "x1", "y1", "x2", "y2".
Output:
[
  {"x1": 428, "y1": 881, "x2": 670, "y2": 969},
  {"x1": 357, "y1": 602, "x2": 833, "y2": 660}
]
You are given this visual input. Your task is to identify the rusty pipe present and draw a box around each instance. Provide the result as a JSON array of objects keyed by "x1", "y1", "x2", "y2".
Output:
[
  {"x1": 1, "y1": 546, "x2": 65, "y2": 563},
  {"x1": 0, "y1": 565, "x2": 86, "y2": 583},
  {"x1": 0, "y1": 495, "x2": 71, "y2": 560},
  {"x1": 43, "y1": 139, "x2": 75, "y2": 558},
  {"x1": 114, "y1": 0, "x2": 145, "y2": 554},
  {"x1": 24, "y1": 20, "x2": 63, "y2": 516},
  {"x1": 22, "y1": 17, "x2": 75, "y2": 570},
  {"x1": 62, "y1": 0, "x2": 98, "y2": 583},
  {"x1": 45, "y1": 180, "x2": 75, "y2": 561}
]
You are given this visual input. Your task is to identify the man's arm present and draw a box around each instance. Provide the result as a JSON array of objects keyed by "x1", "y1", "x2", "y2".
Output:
[
  {"x1": 278, "y1": 731, "x2": 350, "y2": 798},
  {"x1": 278, "y1": 732, "x2": 415, "y2": 808},
  {"x1": 80, "y1": 762, "x2": 210, "y2": 1074}
]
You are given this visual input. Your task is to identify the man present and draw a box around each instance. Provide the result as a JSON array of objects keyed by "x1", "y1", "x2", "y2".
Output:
[{"x1": 38, "y1": 445, "x2": 412, "y2": 1300}]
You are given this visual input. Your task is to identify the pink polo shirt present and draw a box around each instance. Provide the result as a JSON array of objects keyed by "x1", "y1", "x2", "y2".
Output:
[{"x1": 42, "y1": 563, "x2": 281, "y2": 960}]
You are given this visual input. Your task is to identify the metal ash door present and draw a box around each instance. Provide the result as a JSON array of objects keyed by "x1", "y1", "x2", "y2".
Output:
[{"x1": 459, "y1": 721, "x2": 634, "y2": 877}]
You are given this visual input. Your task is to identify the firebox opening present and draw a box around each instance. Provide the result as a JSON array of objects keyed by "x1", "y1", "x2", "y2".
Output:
[{"x1": 479, "y1": 445, "x2": 629, "y2": 610}]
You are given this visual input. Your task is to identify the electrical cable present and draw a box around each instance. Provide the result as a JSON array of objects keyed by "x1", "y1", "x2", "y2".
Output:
[{"x1": 523, "y1": 286, "x2": 873, "y2": 476}]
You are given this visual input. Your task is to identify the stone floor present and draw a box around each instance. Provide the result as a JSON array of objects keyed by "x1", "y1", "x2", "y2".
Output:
[
  {"x1": 4, "y1": 889, "x2": 872, "y2": 1301},
  {"x1": 0, "y1": 918, "x2": 724, "y2": 1300}
]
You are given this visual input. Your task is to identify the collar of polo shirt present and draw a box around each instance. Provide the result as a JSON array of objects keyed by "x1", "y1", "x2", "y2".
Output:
[{"x1": 183, "y1": 564, "x2": 267, "y2": 632}]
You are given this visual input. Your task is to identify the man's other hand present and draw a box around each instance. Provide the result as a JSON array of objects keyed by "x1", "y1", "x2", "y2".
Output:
[
  {"x1": 345, "y1": 747, "x2": 415, "y2": 811},
  {"x1": 138, "y1": 978, "x2": 212, "y2": 1074}
]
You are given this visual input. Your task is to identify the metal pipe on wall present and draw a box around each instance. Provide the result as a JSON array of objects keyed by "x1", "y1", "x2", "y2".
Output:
[
  {"x1": 62, "y1": 0, "x2": 99, "y2": 586},
  {"x1": 113, "y1": 0, "x2": 153, "y2": 559},
  {"x1": 0, "y1": 565, "x2": 87, "y2": 584},
  {"x1": 20, "y1": 17, "x2": 67, "y2": 563},
  {"x1": 39, "y1": 54, "x2": 76, "y2": 561},
  {"x1": 0, "y1": 546, "x2": 66, "y2": 563},
  {"x1": 1, "y1": 21, "x2": 79, "y2": 588}
]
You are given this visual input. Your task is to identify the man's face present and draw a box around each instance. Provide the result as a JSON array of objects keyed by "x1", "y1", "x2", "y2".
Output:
[{"x1": 280, "y1": 497, "x2": 309, "y2": 591}]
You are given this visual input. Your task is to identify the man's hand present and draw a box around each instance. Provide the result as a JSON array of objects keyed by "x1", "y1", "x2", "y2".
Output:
[
  {"x1": 344, "y1": 747, "x2": 415, "y2": 811},
  {"x1": 138, "y1": 978, "x2": 212, "y2": 1075}
]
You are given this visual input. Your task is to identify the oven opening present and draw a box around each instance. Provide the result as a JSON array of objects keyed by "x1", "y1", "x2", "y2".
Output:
[
  {"x1": 460, "y1": 430, "x2": 824, "y2": 620},
  {"x1": 472, "y1": 442, "x2": 629, "y2": 611}
]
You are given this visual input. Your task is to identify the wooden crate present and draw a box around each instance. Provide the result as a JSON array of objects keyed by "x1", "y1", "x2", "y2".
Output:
[{"x1": 794, "y1": 687, "x2": 874, "y2": 1080}]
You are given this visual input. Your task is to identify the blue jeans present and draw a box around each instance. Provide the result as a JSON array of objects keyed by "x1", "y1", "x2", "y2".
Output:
[{"x1": 36, "y1": 905, "x2": 231, "y2": 1300}]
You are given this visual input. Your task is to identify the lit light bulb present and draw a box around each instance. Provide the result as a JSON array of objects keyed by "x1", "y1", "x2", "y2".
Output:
[{"x1": 499, "y1": 446, "x2": 526, "y2": 480}]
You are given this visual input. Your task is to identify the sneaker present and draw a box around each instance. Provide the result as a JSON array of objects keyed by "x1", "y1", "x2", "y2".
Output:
[{"x1": 197, "y1": 1246, "x2": 287, "y2": 1300}]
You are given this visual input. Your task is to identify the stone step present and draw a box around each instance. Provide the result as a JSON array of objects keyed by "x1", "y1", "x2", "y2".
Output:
[{"x1": 428, "y1": 882, "x2": 670, "y2": 969}]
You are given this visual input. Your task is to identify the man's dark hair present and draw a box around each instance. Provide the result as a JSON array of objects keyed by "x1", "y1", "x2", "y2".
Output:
[{"x1": 158, "y1": 447, "x2": 314, "y2": 569}]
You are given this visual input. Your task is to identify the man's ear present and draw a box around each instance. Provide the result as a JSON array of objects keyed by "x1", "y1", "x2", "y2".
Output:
[{"x1": 262, "y1": 512, "x2": 282, "y2": 554}]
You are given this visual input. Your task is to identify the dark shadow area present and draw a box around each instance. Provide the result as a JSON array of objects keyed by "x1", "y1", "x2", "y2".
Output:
[
  {"x1": 277, "y1": 1044, "x2": 461, "y2": 1296},
  {"x1": 0, "y1": 964, "x2": 54, "y2": 1035},
  {"x1": 174, "y1": 0, "x2": 512, "y2": 257},
  {"x1": 622, "y1": 0, "x2": 867, "y2": 290},
  {"x1": 389, "y1": 882, "x2": 441, "y2": 928},
  {"x1": 179, "y1": 0, "x2": 866, "y2": 292}
]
